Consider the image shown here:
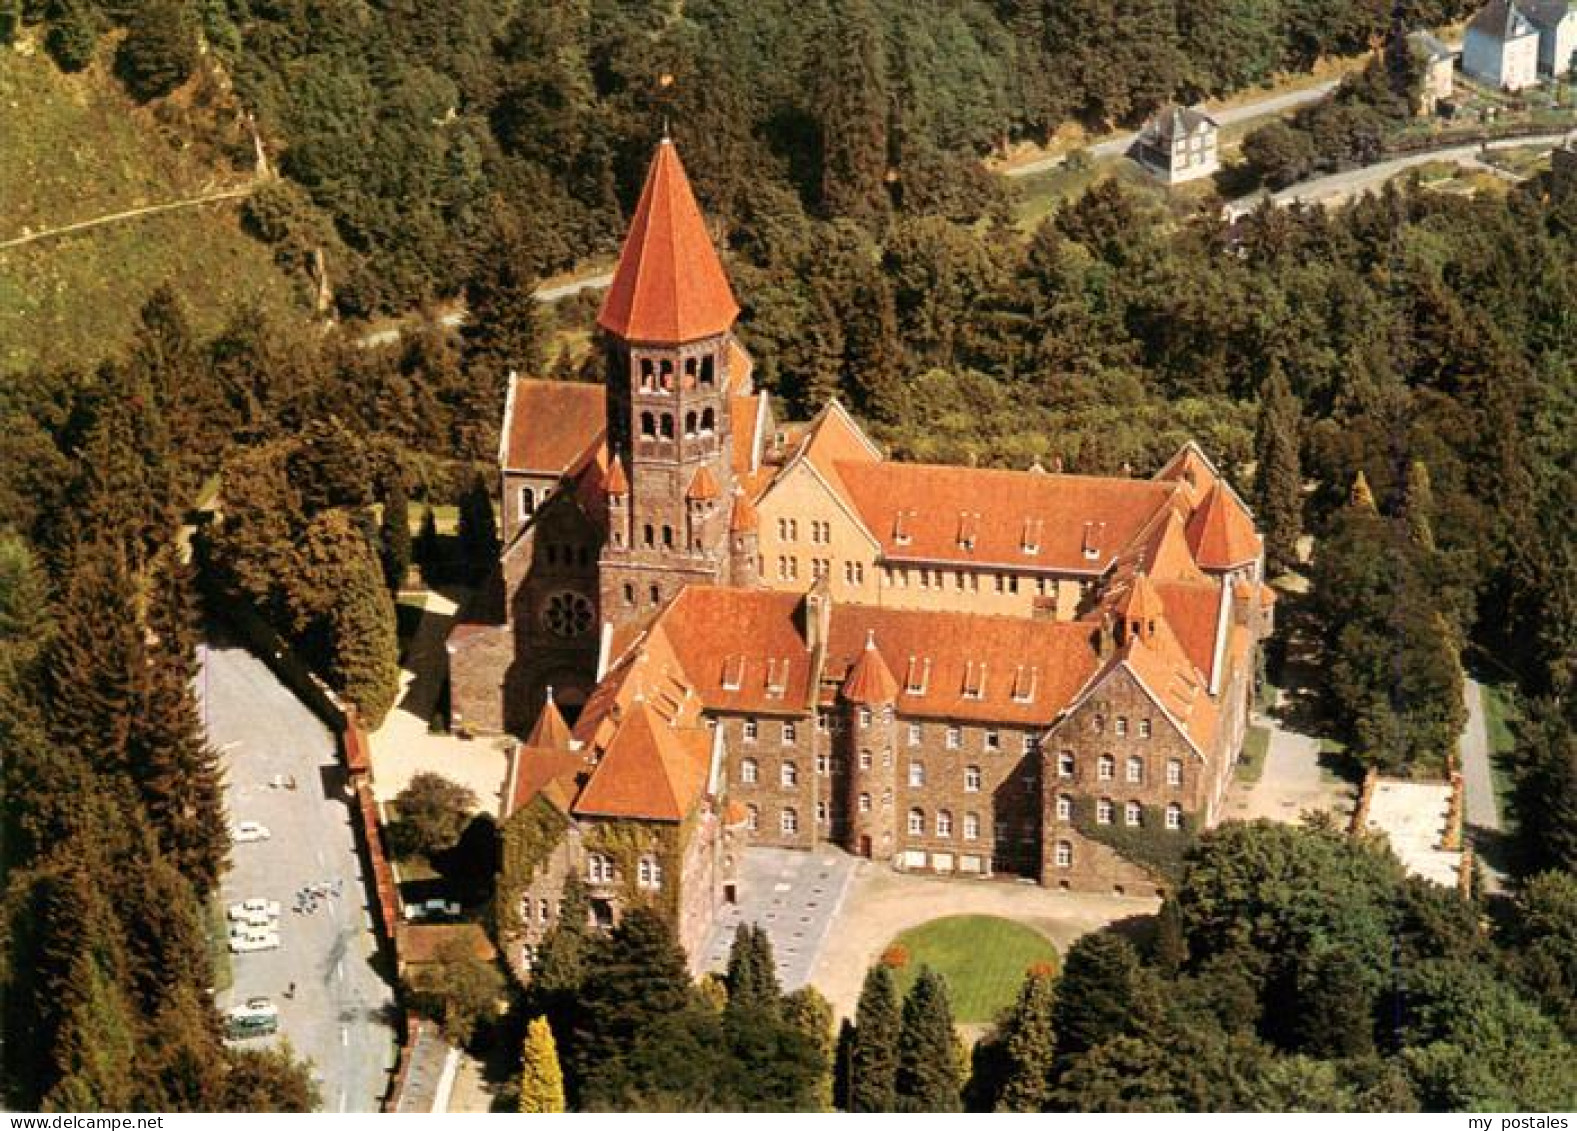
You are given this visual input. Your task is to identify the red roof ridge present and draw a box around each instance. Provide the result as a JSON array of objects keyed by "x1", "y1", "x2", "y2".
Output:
[
  {"x1": 686, "y1": 464, "x2": 720, "y2": 501},
  {"x1": 1186, "y1": 480, "x2": 1262, "y2": 569}
]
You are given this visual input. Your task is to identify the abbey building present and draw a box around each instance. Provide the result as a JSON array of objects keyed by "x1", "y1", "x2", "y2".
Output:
[{"x1": 446, "y1": 140, "x2": 1274, "y2": 974}]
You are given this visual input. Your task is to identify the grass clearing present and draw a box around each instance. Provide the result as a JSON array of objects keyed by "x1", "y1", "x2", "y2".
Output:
[
  {"x1": 1237, "y1": 724, "x2": 1272, "y2": 784},
  {"x1": 1480, "y1": 682, "x2": 1520, "y2": 827},
  {"x1": 885, "y1": 915, "x2": 1059, "y2": 1024},
  {"x1": 206, "y1": 895, "x2": 233, "y2": 994},
  {"x1": 0, "y1": 45, "x2": 308, "y2": 375},
  {"x1": 1013, "y1": 158, "x2": 1161, "y2": 230}
]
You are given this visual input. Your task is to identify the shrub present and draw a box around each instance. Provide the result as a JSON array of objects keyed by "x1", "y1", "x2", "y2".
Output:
[
  {"x1": 114, "y1": 0, "x2": 199, "y2": 102},
  {"x1": 881, "y1": 943, "x2": 910, "y2": 969}
]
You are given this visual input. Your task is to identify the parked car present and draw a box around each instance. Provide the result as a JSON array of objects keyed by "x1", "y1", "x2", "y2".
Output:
[
  {"x1": 224, "y1": 999, "x2": 280, "y2": 1039},
  {"x1": 227, "y1": 898, "x2": 282, "y2": 924},
  {"x1": 233, "y1": 821, "x2": 271, "y2": 843},
  {"x1": 228, "y1": 928, "x2": 281, "y2": 954}
]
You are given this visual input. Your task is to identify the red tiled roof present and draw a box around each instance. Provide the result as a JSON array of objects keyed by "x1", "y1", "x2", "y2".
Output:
[
  {"x1": 842, "y1": 631, "x2": 900, "y2": 703},
  {"x1": 1186, "y1": 482, "x2": 1262, "y2": 570},
  {"x1": 506, "y1": 745, "x2": 589, "y2": 817},
  {"x1": 826, "y1": 606, "x2": 1102, "y2": 726},
  {"x1": 524, "y1": 693, "x2": 572, "y2": 750},
  {"x1": 687, "y1": 465, "x2": 720, "y2": 501},
  {"x1": 1119, "y1": 613, "x2": 1221, "y2": 755},
  {"x1": 729, "y1": 489, "x2": 759, "y2": 533},
  {"x1": 835, "y1": 461, "x2": 1178, "y2": 574},
  {"x1": 1155, "y1": 442, "x2": 1220, "y2": 509},
  {"x1": 1153, "y1": 579, "x2": 1226, "y2": 685},
  {"x1": 596, "y1": 140, "x2": 739, "y2": 343},
  {"x1": 503, "y1": 379, "x2": 605, "y2": 474},
  {"x1": 794, "y1": 402, "x2": 882, "y2": 500},
  {"x1": 653, "y1": 587, "x2": 814, "y2": 714},
  {"x1": 571, "y1": 701, "x2": 711, "y2": 821},
  {"x1": 1136, "y1": 506, "x2": 1209, "y2": 583},
  {"x1": 604, "y1": 453, "x2": 629, "y2": 495}
]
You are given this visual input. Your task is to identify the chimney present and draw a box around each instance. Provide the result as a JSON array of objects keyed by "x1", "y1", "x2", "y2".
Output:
[{"x1": 803, "y1": 575, "x2": 832, "y2": 655}]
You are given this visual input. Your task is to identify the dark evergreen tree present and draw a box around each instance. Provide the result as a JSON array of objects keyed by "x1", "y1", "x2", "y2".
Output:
[
  {"x1": 130, "y1": 554, "x2": 227, "y2": 895},
  {"x1": 45, "y1": 0, "x2": 99, "y2": 72},
  {"x1": 1253, "y1": 366, "x2": 1303, "y2": 575},
  {"x1": 456, "y1": 474, "x2": 500, "y2": 583},
  {"x1": 379, "y1": 472, "x2": 413, "y2": 594},
  {"x1": 896, "y1": 967, "x2": 962, "y2": 1111},
  {"x1": 115, "y1": 0, "x2": 200, "y2": 101},
  {"x1": 320, "y1": 515, "x2": 400, "y2": 725},
  {"x1": 1152, "y1": 898, "x2": 1188, "y2": 976},
  {"x1": 724, "y1": 923, "x2": 779, "y2": 1018},
  {"x1": 847, "y1": 964, "x2": 901, "y2": 1111},
  {"x1": 1515, "y1": 698, "x2": 1577, "y2": 874},
  {"x1": 814, "y1": 0, "x2": 890, "y2": 227},
  {"x1": 1052, "y1": 933, "x2": 1160, "y2": 1063},
  {"x1": 461, "y1": 200, "x2": 546, "y2": 382}
]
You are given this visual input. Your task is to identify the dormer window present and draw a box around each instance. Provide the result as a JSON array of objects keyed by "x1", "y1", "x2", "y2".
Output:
[
  {"x1": 1021, "y1": 518, "x2": 1042, "y2": 555},
  {"x1": 1011, "y1": 665, "x2": 1038, "y2": 704},
  {"x1": 765, "y1": 658, "x2": 788, "y2": 699},
  {"x1": 1082, "y1": 521, "x2": 1105, "y2": 561},
  {"x1": 961, "y1": 661, "x2": 987, "y2": 701},
  {"x1": 904, "y1": 657, "x2": 931, "y2": 696},
  {"x1": 893, "y1": 510, "x2": 914, "y2": 546},
  {"x1": 957, "y1": 511, "x2": 979, "y2": 551},
  {"x1": 721, "y1": 655, "x2": 744, "y2": 692}
]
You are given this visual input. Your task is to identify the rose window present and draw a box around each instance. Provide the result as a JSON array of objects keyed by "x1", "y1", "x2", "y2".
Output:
[{"x1": 543, "y1": 591, "x2": 594, "y2": 638}]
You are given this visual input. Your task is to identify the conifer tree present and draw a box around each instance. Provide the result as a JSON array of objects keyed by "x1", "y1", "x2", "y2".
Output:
[
  {"x1": 41, "y1": 955, "x2": 141, "y2": 1112},
  {"x1": 533, "y1": 874, "x2": 592, "y2": 1004},
  {"x1": 325, "y1": 521, "x2": 400, "y2": 726},
  {"x1": 379, "y1": 473, "x2": 413, "y2": 594},
  {"x1": 1152, "y1": 898, "x2": 1188, "y2": 977},
  {"x1": 131, "y1": 554, "x2": 227, "y2": 895},
  {"x1": 456, "y1": 474, "x2": 500, "y2": 583},
  {"x1": 1402, "y1": 459, "x2": 1435, "y2": 551},
  {"x1": 996, "y1": 968, "x2": 1057, "y2": 1112},
  {"x1": 462, "y1": 201, "x2": 546, "y2": 382},
  {"x1": 896, "y1": 967, "x2": 962, "y2": 1112},
  {"x1": 1052, "y1": 933, "x2": 1160, "y2": 1063},
  {"x1": 520, "y1": 1016, "x2": 567, "y2": 1113},
  {"x1": 783, "y1": 985, "x2": 836, "y2": 1111},
  {"x1": 848, "y1": 963, "x2": 901, "y2": 1111},
  {"x1": 725, "y1": 924, "x2": 780, "y2": 1018},
  {"x1": 814, "y1": 0, "x2": 891, "y2": 227},
  {"x1": 115, "y1": 0, "x2": 200, "y2": 102},
  {"x1": 1253, "y1": 366, "x2": 1303, "y2": 575}
]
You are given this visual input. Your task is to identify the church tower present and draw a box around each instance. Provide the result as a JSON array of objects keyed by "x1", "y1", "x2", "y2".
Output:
[{"x1": 596, "y1": 139, "x2": 741, "y2": 629}]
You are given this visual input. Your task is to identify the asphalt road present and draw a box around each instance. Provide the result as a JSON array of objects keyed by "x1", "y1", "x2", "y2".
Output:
[
  {"x1": 201, "y1": 634, "x2": 397, "y2": 1112},
  {"x1": 1223, "y1": 131, "x2": 1576, "y2": 219},
  {"x1": 1004, "y1": 81, "x2": 1340, "y2": 178}
]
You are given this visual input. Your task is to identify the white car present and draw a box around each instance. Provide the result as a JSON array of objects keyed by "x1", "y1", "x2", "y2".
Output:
[
  {"x1": 227, "y1": 899, "x2": 281, "y2": 924},
  {"x1": 228, "y1": 928, "x2": 281, "y2": 954},
  {"x1": 233, "y1": 822, "x2": 271, "y2": 843},
  {"x1": 227, "y1": 997, "x2": 279, "y2": 1024}
]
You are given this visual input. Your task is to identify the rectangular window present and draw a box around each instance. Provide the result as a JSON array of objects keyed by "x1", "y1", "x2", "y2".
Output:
[
  {"x1": 1167, "y1": 759, "x2": 1183, "y2": 787},
  {"x1": 816, "y1": 753, "x2": 829, "y2": 775},
  {"x1": 743, "y1": 718, "x2": 758, "y2": 742},
  {"x1": 782, "y1": 722, "x2": 797, "y2": 745},
  {"x1": 1140, "y1": 719, "x2": 1152, "y2": 739},
  {"x1": 909, "y1": 762, "x2": 925, "y2": 788},
  {"x1": 985, "y1": 730, "x2": 1001, "y2": 752},
  {"x1": 946, "y1": 726, "x2": 962, "y2": 750},
  {"x1": 1115, "y1": 717, "x2": 1128, "y2": 737},
  {"x1": 908, "y1": 722, "x2": 922, "y2": 747}
]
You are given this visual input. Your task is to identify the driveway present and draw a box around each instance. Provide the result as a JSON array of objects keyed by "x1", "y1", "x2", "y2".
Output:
[
  {"x1": 201, "y1": 634, "x2": 397, "y2": 1111},
  {"x1": 808, "y1": 859, "x2": 1157, "y2": 1020}
]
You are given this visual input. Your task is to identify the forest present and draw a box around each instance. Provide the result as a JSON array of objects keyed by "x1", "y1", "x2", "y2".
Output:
[{"x1": 2, "y1": 0, "x2": 1574, "y2": 1112}]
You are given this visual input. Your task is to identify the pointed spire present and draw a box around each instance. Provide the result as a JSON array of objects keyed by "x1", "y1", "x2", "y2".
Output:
[
  {"x1": 686, "y1": 465, "x2": 719, "y2": 502},
  {"x1": 605, "y1": 453, "x2": 629, "y2": 496},
  {"x1": 1186, "y1": 481, "x2": 1263, "y2": 570},
  {"x1": 526, "y1": 686, "x2": 573, "y2": 750},
  {"x1": 728, "y1": 487, "x2": 758, "y2": 533},
  {"x1": 843, "y1": 631, "x2": 899, "y2": 704},
  {"x1": 596, "y1": 140, "x2": 739, "y2": 343},
  {"x1": 1113, "y1": 573, "x2": 1165, "y2": 644}
]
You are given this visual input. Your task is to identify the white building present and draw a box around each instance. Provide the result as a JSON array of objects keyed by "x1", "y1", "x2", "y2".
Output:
[
  {"x1": 1463, "y1": 0, "x2": 1542, "y2": 90},
  {"x1": 1523, "y1": 0, "x2": 1577, "y2": 76},
  {"x1": 1129, "y1": 105, "x2": 1220, "y2": 185}
]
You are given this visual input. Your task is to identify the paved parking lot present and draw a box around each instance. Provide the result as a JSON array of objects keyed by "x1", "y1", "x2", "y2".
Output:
[
  {"x1": 699, "y1": 848, "x2": 858, "y2": 990},
  {"x1": 201, "y1": 633, "x2": 397, "y2": 1112}
]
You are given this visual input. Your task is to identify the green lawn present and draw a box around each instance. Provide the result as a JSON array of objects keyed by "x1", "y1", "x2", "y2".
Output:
[
  {"x1": 206, "y1": 896, "x2": 233, "y2": 994},
  {"x1": 886, "y1": 915, "x2": 1059, "y2": 1024},
  {"x1": 1237, "y1": 724, "x2": 1271, "y2": 784}
]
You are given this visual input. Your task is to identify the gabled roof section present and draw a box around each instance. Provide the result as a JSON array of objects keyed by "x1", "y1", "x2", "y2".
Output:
[
  {"x1": 651, "y1": 587, "x2": 814, "y2": 714},
  {"x1": 1186, "y1": 481, "x2": 1262, "y2": 570},
  {"x1": 596, "y1": 140, "x2": 740, "y2": 343},
  {"x1": 1145, "y1": 104, "x2": 1218, "y2": 142},
  {"x1": 686, "y1": 465, "x2": 720, "y2": 502},
  {"x1": 1140, "y1": 506, "x2": 1209, "y2": 582},
  {"x1": 835, "y1": 461, "x2": 1177, "y2": 574},
  {"x1": 604, "y1": 453, "x2": 629, "y2": 495},
  {"x1": 842, "y1": 631, "x2": 900, "y2": 704},
  {"x1": 504, "y1": 743, "x2": 590, "y2": 818},
  {"x1": 571, "y1": 701, "x2": 710, "y2": 822},
  {"x1": 1154, "y1": 440, "x2": 1223, "y2": 509},
  {"x1": 825, "y1": 606, "x2": 1101, "y2": 725},
  {"x1": 1470, "y1": 0, "x2": 1538, "y2": 38},
  {"x1": 503, "y1": 380, "x2": 606, "y2": 475},
  {"x1": 1153, "y1": 579, "x2": 1228, "y2": 685}
]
